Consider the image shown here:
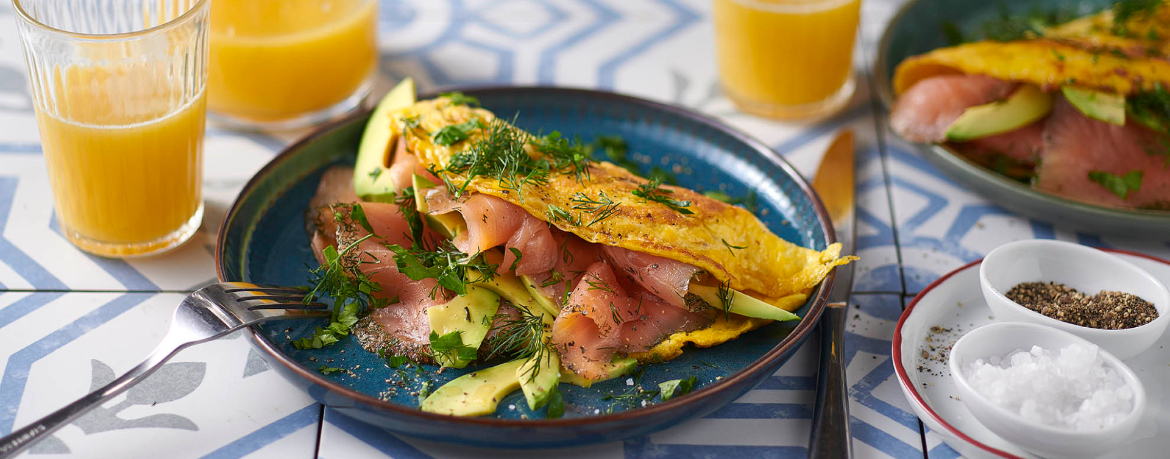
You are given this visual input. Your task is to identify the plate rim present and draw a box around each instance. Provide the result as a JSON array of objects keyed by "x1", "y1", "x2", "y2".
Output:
[
  {"x1": 214, "y1": 86, "x2": 839, "y2": 428},
  {"x1": 873, "y1": 0, "x2": 1170, "y2": 223},
  {"x1": 891, "y1": 247, "x2": 1170, "y2": 458}
]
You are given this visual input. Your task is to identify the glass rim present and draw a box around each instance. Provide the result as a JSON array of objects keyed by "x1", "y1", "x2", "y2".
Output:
[
  {"x1": 719, "y1": 0, "x2": 857, "y2": 14},
  {"x1": 12, "y1": 0, "x2": 210, "y2": 41}
]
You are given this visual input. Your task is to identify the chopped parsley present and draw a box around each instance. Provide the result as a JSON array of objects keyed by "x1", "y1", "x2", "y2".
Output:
[
  {"x1": 387, "y1": 240, "x2": 497, "y2": 297},
  {"x1": 632, "y1": 177, "x2": 694, "y2": 215},
  {"x1": 429, "y1": 330, "x2": 479, "y2": 364},
  {"x1": 440, "y1": 91, "x2": 480, "y2": 107},
  {"x1": 659, "y1": 376, "x2": 697, "y2": 401},
  {"x1": 508, "y1": 247, "x2": 524, "y2": 271},
  {"x1": 1088, "y1": 170, "x2": 1143, "y2": 199},
  {"x1": 318, "y1": 366, "x2": 345, "y2": 375},
  {"x1": 368, "y1": 168, "x2": 383, "y2": 180},
  {"x1": 432, "y1": 118, "x2": 487, "y2": 146}
]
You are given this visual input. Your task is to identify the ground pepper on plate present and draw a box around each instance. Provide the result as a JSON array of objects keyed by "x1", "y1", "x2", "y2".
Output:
[{"x1": 1005, "y1": 282, "x2": 1159, "y2": 330}]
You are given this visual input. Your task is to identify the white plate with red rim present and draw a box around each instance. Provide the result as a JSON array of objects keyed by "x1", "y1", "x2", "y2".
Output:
[{"x1": 893, "y1": 249, "x2": 1170, "y2": 459}]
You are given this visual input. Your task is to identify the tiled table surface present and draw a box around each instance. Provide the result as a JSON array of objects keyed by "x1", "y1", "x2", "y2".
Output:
[{"x1": 1, "y1": 1, "x2": 1167, "y2": 458}]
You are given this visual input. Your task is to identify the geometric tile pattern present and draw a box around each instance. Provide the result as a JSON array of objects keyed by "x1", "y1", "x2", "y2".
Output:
[{"x1": 2, "y1": 0, "x2": 1165, "y2": 458}]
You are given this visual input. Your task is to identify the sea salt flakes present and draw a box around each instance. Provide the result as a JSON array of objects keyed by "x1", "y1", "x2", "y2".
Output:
[{"x1": 963, "y1": 343, "x2": 1134, "y2": 431}]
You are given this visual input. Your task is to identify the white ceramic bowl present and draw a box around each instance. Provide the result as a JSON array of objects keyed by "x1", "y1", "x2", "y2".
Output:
[
  {"x1": 980, "y1": 239, "x2": 1170, "y2": 360},
  {"x1": 949, "y1": 322, "x2": 1147, "y2": 459}
]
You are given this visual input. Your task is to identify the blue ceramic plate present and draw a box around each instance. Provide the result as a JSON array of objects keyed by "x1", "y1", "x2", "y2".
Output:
[
  {"x1": 216, "y1": 87, "x2": 835, "y2": 448},
  {"x1": 876, "y1": 0, "x2": 1170, "y2": 236}
]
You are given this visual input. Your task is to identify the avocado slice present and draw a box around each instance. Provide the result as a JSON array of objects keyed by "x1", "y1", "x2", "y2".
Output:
[
  {"x1": 517, "y1": 351, "x2": 560, "y2": 410},
  {"x1": 688, "y1": 284, "x2": 800, "y2": 322},
  {"x1": 354, "y1": 78, "x2": 416, "y2": 202},
  {"x1": 426, "y1": 286, "x2": 501, "y2": 368},
  {"x1": 945, "y1": 84, "x2": 1053, "y2": 142},
  {"x1": 421, "y1": 358, "x2": 525, "y2": 416},
  {"x1": 410, "y1": 174, "x2": 467, "y2": 239},
  {"x1": 559, "y1": 357, "x2": 637, "y2": 388},
  {"x1": 1062, "y1": 87, "x2": 1125, "y2": 125},
  {"x1": 521, "y1": 274, "x2": 562, "y2": 314}
]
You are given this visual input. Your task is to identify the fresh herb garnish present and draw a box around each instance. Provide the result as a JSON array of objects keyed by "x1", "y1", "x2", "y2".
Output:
[
  {"x1": 632, "y1": 177, "x2": 694, "y2": 215},
  {"x1": 386, "y1": 354, "x2": 411, "y2": 367},
  {"x1": 716, "y1": 280, "x2": 735, "y2": 320},
  {"x1": 602, "y1": 367, "x2": 659, "y2": 413},
  {"x1": 1128, "y1": 83, "x2": 1170, "y2": 134},
  {"x1": 387, "y1": 240, "x2": 497, "y2": 297},
  {"x1": 318, "y1": 366, "x2": 345, "y2": 375},
  {"x1": 441, "y1": 91, "x2": 481, "y2": 107},
  {"x1": 369, "y1": 168, "x2": 383, "y2": 180},
  {"x1": 546, "y1": 385, "x2": 565, "y2": 418},
  {"x1": 508, "y1": 247, "x2": 524, "y2": 271},
  {"x1": 1114, "y1": 0, "x2": 1162, "y2": 26},
  {"x1": 391, "y1": 187, "x2": 425, "y2": 245},
  {"x1": 570, "y1": 191, "x2": 621, "y2": 227},
  {"x1": 294, "y1": 219, "x2": 385, "y2": 350},
  {"x1": 486, "y1": 306, "x2": 553, "y2": 381},
  {"x1": 1088, "y1": 170, "x2": 1143, "y2": 199},
  {"x1": 659, "y1": 376, "x2": 698, "y2": 401},
  {"x1": 429, "y1": 330, "x2": 479, "y2": 364},
  {"x1": 432, "y1": 118, "x2": 487, "y2": 146},
  {"x1": 721, "y1": 238, "x2": 747, "y2": 255},
  {"x1": 418, "y1": 380, "x2": 435, "y2": 404},
  {"x1": 589, "y1": 135, "x2": 641, "y2": 175},
  {"x1": 585, "y1": 277, "x2": 615, "y2": 293},
  {"x1": 444, "y1": 117, "x2": 545, "y2": 198},
  {"x1": 647, "y1": 166, "x2": 679, "y2": 186},
  {"x1": 530, "y1": 132, "x2": 595, "y2": 185},
  {"x1": 546, "y1": 204, "x2": 580, "y2": 226}
]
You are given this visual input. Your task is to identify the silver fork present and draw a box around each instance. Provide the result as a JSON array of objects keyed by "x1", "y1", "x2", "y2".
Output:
[{"x1": 0, "y1": 282, "x2": 330, "y2": 458}]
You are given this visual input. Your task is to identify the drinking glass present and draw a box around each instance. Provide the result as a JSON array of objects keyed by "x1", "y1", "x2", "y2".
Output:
[
  {"x1": 206, "y1": 0, "x2": 379, "y2": 130},
  {"x1": 712, "y1": 0, "x2": 862, "y2": 120},
  {"x1": 13, "y1": 0, "x2": 209, "y2": 258}
]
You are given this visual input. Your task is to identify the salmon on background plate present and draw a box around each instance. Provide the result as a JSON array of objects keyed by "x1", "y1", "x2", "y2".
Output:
[{"x1": 889, "y1": 2, "x2": 1170, "y2": 211}]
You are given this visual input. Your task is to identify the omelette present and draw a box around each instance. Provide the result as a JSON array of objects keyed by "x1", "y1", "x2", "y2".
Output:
[
  {"x1": 889, "y1": 2, "x2": 1170, "y2": 210},
  {"x1": 303, "y1": 86, "x2": 851, "y2": 416}
]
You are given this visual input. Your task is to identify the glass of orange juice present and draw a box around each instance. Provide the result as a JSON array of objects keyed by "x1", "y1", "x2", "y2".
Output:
[
  {"x1": 13, "y1": 0, "x2": 209, "y2": 258},
  {"x1": 712, "y1": 0, "x2": 861, "y2": 120},
  {"x1": 207, "y1": 0, "x2": 379, "y2": 130}
]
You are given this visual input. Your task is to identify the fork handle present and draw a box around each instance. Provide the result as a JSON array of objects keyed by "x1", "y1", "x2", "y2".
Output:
[{"x1": 0, "y1": 337, "x2": 187, "y2": 458}]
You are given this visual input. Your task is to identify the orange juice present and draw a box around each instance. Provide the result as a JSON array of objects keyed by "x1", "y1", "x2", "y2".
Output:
[
  {"x1": 37, "y1": 66, "x2": 205, "y2": 256},
  {"x1": 712, "y1": 0, "x2": 861, "y2": 119},
  {"x1": 208, "y1": 0, "x2": 378, "y2": 123}
]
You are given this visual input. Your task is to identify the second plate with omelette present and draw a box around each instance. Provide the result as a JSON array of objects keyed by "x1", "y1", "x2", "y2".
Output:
[{"x1": 217, "y1": 86, "x2": 838, "y2": 447}]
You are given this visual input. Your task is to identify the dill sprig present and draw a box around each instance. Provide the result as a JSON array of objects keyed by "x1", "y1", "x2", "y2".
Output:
[
  {"x1": 530, "y1": 132, "x2": 595, "y2": 185},
  {"x1": 721, "y1": 238, "x2": 746, "y2": 256},
  {"x1": 546, "y1": 204, "x2": 580, "y2": 226},
  {"x1": 571, "y1": 191, "x2": 621, "y2": 227},
  {"x1": 444, "y1": 117, "x2": 547, "y2": 198},
  {"x1": 386, "y1": 239, "x2": 498, "y2": 298},
  {"x1": 485, "y1": 306, "x2": 553, "y2": 382},
  {"x1": 294, "y1": 217, "x2": 384, "y2": 350},
  {"x1": 632, "y1": 177, "x2": 694, "y2": 215},
  {"x1": 391, "y1": 188, "x2": 425, "y2": 246},
  {"x1": 1129, "y1": 82, "x2": 1170, "y2": 134},
  {"x1": 716, "y1": 279, "x2": 735, "y2": 320},
  {"x1": 602, "y1": 367, "x2": 658, "y2": 413}
]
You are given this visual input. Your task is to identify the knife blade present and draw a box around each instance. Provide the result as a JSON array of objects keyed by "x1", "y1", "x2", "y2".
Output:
[{"x1": 808, "y1": 130, "x2": 856, "y2": 459}]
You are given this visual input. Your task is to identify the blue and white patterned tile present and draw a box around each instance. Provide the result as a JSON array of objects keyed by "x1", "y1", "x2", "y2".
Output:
[{"x1": 0, "y1": 292, "x2": 319, "y2": 458}]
